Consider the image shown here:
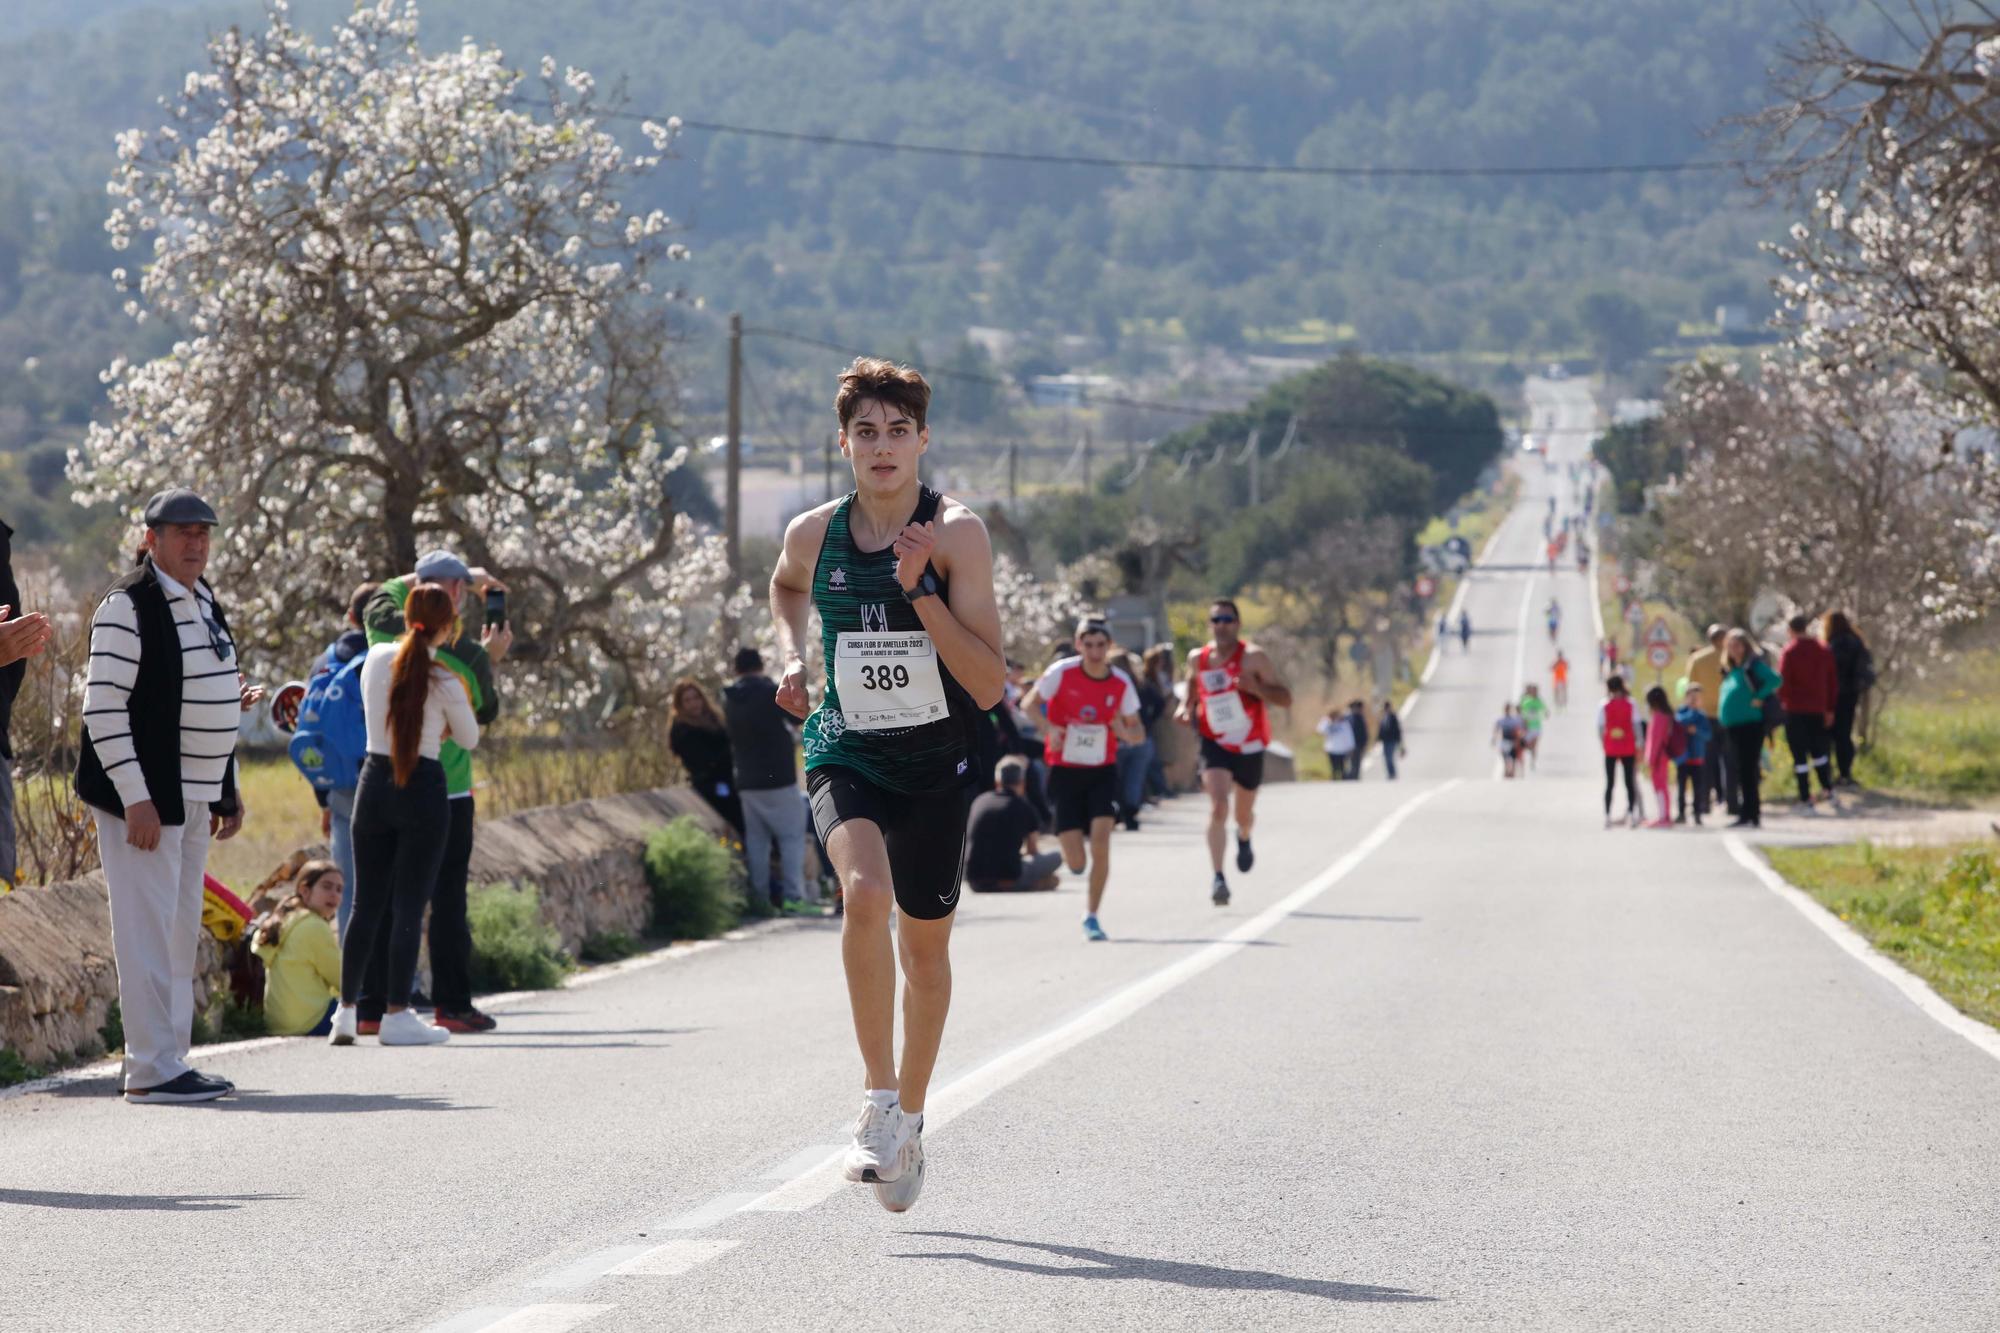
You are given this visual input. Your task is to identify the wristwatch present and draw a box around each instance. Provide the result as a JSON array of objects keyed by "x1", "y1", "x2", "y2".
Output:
[{"x1": 901, "y1": 571, "x2": 941, "y2": 603}]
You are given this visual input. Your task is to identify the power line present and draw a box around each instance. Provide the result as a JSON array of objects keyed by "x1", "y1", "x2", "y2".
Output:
[{"x1": 599, "y1": 106, "x2": 1756, "y2": 179}]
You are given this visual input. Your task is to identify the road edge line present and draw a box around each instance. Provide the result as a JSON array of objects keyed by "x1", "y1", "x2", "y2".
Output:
[{"x1": 1722, "y1": 833, "x2": 2000, "y2": 1066}]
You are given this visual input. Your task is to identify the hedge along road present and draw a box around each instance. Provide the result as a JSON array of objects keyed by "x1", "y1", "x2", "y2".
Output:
[{"x1": 5, "y1": 381, "x2": 2000, "y2": 1331}]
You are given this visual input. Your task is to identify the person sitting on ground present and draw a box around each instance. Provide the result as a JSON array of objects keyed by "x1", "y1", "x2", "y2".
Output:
[
  {"x1": 253, "y1": 859, "x2": 344, "y2": 1036},
  {"x1": 964, "y1": 757, "x2": 1064, "y2": 893}
]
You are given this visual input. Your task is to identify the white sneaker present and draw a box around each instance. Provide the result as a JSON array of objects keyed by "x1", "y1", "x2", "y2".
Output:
[
  {"x1": 873, "y1": 1123, "x2": 926, "y2": 1213},
  {"x1": 842, "y1": 1097, "x2": 911, "y2": 1183},
  {"x1": 377, "y1": 1009, "x2": 450, "y2": 1046},
  {"x1": 328, "y1": 1005, "x2": 358, "y2": 1047}
]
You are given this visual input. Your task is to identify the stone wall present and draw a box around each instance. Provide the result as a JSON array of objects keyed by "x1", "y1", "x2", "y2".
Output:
[{"x1": 0, "y1": 786, "x2": 728, "y2": 1069}]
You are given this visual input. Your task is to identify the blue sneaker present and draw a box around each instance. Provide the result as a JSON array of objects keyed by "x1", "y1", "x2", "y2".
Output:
[{"x1": 1082, "y1": 915, "x2": 1108, "y2": 942}]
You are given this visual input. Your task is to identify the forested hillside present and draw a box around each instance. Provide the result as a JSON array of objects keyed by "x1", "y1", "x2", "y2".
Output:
[{"x1": 0, "y1": 0, "x2": 1896, "y2": 536}]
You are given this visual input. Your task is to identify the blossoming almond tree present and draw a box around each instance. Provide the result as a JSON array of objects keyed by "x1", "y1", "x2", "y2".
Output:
[{"x1": 70, "y1": 0, "x2": 706, "y2": 714}]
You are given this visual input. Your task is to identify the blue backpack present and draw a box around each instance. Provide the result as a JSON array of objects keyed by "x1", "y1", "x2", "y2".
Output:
[{"x1": 288, "y1": 647, "x2": 369, "y2": 794}]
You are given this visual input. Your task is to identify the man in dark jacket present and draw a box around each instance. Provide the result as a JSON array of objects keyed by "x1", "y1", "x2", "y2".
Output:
[
  {"x1": 1, "y1": 514, "x2": 54, "y2": 891},
  {"x1": 1777, "y1": 613, "x2": 1840, "y2": 810},
  {"x1": 1344, "y1": 699, "x2": 1370, "y2": 780},
  {"x1": 723, "y1": 646, "x2": 808, "y2": 910}
]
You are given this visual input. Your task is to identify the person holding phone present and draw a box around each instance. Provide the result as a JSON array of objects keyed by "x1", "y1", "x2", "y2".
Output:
[{"x1": 361, "y1": 550, "x2": 511, "y2": 1034}]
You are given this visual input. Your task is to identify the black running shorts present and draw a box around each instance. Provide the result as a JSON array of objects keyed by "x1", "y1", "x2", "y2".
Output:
[
  {"x1": 808, "y1": 766, "x2": 968, "y2": 920},
  {"x1": 1198, "y1": 737, "x2": 1265, "y2": 791},
  {"x1": 1047, "y1": 764, "x2": 1119, "y2": 835}
]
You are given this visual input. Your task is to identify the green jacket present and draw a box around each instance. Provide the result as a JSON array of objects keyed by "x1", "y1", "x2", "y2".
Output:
[
  {"x1": 1717, "y1": 656, "x2": 1779, "y2": 730},
  {"x1": 363, "y1": 576, "x2": 499, "y2": 797}
]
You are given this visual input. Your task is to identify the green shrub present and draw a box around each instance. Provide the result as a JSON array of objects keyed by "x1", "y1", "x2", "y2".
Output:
[
  {"x1": 467, "y1": 881, "x2": 574, "y2": 993},
  {"x1": 99, "y1": 1001, "x2": 123, "y2": 1055},
  {"x1": 0, "y1": 1047, "x2": 45, "y2": 1088},
  {"x1": 643, "y1": 816, "x2": 747, "y2": 941},
  {"x1": 210, "y1": 997, "x2": 268, "y2": 1042},
  {"x1": 579, "y1": 929, "x2": 643, "y2": 964}
]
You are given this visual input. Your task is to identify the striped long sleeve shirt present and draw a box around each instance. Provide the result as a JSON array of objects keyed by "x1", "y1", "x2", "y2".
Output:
[{"x1": 81, "y1": 567, "x2": 242, "y2": 808}]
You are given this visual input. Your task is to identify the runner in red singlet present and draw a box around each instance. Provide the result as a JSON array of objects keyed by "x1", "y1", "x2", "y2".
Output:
[{"x1": 1175, "y1": 597, "x2": 1291, "y2": 906}]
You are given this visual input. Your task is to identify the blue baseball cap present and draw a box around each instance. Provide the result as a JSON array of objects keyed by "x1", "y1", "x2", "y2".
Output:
[{"x1": 414, "y1": 549, "x2": 472, "y2": 583}]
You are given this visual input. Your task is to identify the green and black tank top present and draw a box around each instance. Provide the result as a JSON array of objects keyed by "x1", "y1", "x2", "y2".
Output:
[{"x1": 803, "y1": 486, "x2": 977, "y2": 793}]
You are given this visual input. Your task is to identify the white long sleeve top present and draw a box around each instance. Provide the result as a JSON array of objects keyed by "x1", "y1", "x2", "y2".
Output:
[{"x1": 360, "y1": 642, "x2": 480, "y2": 763}]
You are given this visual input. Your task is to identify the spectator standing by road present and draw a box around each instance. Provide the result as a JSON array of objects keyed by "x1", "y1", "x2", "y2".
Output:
[
  {"x1": 1111, "y1": 651, "x2": 1161, "y2": 830},
  {"x1": 1720, "y1": 629, "x2": 1781, "y2": 830},
  {"x1": 1, "y1": 513, "x2": 54, "y2": 893},
  {"x1": 1778, "y1": 613, "x2": 1840, "y2": 812},
  {"x1": 289, "y1": 581, "x2": 376, "y2": 941},
  {"x1": 963, "y1": 758, "x2": 1063, "y2": 894},
  {"x1": 331, "y1": 582, "x2": 477, "y2": 1048},
  {"x1": 1599, "y1": 675, "x2": 1641, "y2": 827},
  {"x1": 75, "y1": 488, "x2": 249, "y2": 1103},
  {"x1": 1140, "y1": 644, "x2": 1178, "y2": 800},
  {"x1": 1377, "y1": 701, "x2": 1404, "y2": 779},
  {"x1": 362, "y1": 552, "x2": 510, "y2": 1034},
  {"x1": 1824, "y1": 612, "x2": 1873, "y2": 787},
  {"x1": 1674, "y1": 684, "x2": 1714, "y2": 826},
  {"x1": 1344, "y1": 699, "x2": 1370, "y2": 780},
  {"x1": 1317, "y1": 706, "x2": 1355, "y2": 780},
  {"x1": 723, "y1": 647, "x2": 809, "y2": 911},
  {"x1": 1642, "y1": 685, "x2": 1677, "y2": 829},
  {"x1": 669, "y1": 677, "x2": 745, "y2": 835},
  {"x1": 1685, "y1": 624, "x2": 1731, "y2": 817}
]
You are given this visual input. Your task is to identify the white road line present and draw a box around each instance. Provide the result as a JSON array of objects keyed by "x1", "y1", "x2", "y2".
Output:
[
  {"x1": 528, "y1": 1246, "x2": 654, "y2": 1292},
  {"x1": 652, "y1": 1191, "x2": 766, "y2": 1230},
  {"x1": 607, "y1": 1236, "x2": 742, "y2": 1278},
  {"x1": 759, "y1": 1145, "x2": 849, "y2": 1179},
  {"x1": 1723, "y1": 835, "x2": 2000, "y2": 1066},
  {"x1": 743, "y1": 780, "x2": 1459, "y2": 1218},
  {"x1": 426, "y1": 1305, "x2": 614, "y2": 1333}
]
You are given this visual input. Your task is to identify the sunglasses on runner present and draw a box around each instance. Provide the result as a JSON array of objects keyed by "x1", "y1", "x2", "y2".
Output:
[{"x1": 1209, "y1": 614, "x2": 1237, "y2": 624}]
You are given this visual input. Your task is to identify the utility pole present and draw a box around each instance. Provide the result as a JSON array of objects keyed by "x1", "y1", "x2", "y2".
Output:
[
  {"x1": 1249, "y1": 434, "x2": 1261, "y2": 508},
  {"x1": 725, "y1": 311, "x2": 742, "y2": 576},
  {"x1": 1082, "y1": 428, "x2": 1093, "y2": 492},
  {"x1": 1008, "y1": 441, "x2": 1018, "y2": 505}
]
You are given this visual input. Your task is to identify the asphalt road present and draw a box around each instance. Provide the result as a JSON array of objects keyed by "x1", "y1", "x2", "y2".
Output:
[{"x1": 7, "y1": 379, "x2": 2000, "y2": 1331}]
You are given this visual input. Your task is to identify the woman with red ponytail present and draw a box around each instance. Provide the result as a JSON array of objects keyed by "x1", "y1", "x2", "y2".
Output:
[{"x1": 329, "y1": 582, "x2": 480, "y2": 1048}]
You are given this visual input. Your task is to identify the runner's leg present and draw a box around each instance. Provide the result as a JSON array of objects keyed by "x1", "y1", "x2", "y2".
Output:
[
  {"x1": 827, "y1": 818, "x2": 899, "y2": 1093},
  {"x1": 893, "y1": 911, "x2": 954, "y2": 1116},
  {"x1": 1202, "y1": 767, "x2": 1232, "y2": 874},
  {"x1": 1232, "y1": 784, "x2": 1257, "y2": 849},
  {"x1": 1085, "y1": 815, "x2": 1113, "y2": 915}
]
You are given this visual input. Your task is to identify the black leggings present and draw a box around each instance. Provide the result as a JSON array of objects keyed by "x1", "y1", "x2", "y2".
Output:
[
  {"x1": 1676, "y1": 762, "x2": 1708, "y2": 820},
  {"x1": 345, "y1": 755, "x2": 450, "y2": 1012},
  {"x1": 1784, "y1": 712, "x2": 1835, "y2": 801},
  {"x1": 1728, "y1": 723, "x2": 1765, "y2": 826},
  {"x1": 1831, "y1": 695, "x2": 1859, "y2": 781},
  {"x1": 1603, "y1": 754, "x2": 1638, "y2": 816},
  {"x1": 427, "y1": 796, "x2": 477, "y2": 1014}
]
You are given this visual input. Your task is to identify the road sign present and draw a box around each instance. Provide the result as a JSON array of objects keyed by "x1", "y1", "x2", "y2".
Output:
[
  {"x1": 1624, "y1": 601, "x2": 1645, "y2": 626},
  {"x1": 1614, "y1": 574, "x2": 1632, "y2": 594},
  {"x1": 1644, "y1": 616, "x2": 1673, "y2": 648},
  {"x1": 1647, "y1": 642, "x2": 1674, "y2": 670},
  {"x1": 1415, "y1": 575, "x2": 1437, "y2": 600}
]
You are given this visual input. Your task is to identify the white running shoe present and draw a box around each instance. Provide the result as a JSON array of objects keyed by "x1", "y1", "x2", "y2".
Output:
[
  {"x1": 377, "y1": 1009, "x2": 450, "y2": 1046},
  {"x1": 873, "y1": 1124, "x2": 926, "y2": 1213},
  {"x1": 328, "y1": 1004, "x2": 358, "y2": 1047},
  {"x1": 843, "y1": 1097, "x2": 911, "y2": 1183}
]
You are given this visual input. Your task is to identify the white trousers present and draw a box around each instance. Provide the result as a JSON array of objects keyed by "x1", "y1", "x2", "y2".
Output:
[{"x1": 97, "y1": 810, "x2": 211, "y2": 1091}]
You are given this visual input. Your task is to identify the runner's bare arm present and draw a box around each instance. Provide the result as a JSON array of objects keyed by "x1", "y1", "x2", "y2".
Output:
[
  {"x1": 1113, "y1": 711, "x2": 1146, "y2": 746},
  {"x1": 771, "y1": 506, "x2": 833, "y2": 719},
  {"x1": 901, "y1": 503, "x2": 1006, "y2": 710},
  {"x1": 1237, "y1": 646, "x2": 1293, "y2": 709},
  {"x1": 1175, "y1": 647, "x2": 1202, "y2": 724}
]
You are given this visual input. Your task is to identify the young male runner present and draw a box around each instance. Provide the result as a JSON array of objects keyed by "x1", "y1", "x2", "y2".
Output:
[
  {"x1": 1176, "y1": 598, "x2": 1291, "y2": 906},
  {"x1": 1517, "y1": 683, "x2": 1548, "y2": 769},
  {"x1": 1020, "y1": 616, "x2": 1144, "y2": 941},
  {"x1": 770, "y1": 358, "x2": 1006, "y2": 1214}
]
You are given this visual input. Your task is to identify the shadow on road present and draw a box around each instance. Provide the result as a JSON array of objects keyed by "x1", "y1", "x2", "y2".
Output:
[
  {"x1": 459, "y1": 1028, "x2": 698, "y2": 1039},
  {"x1": 0, "y1": 1188, "x2": 296, "y2": 1212},
  {"x1": 1103, "y1": 938, "x2": 1283, "y2": 948},
  {"x1": 209, "y1": 1091, "x2": 482, "y2": 1114},
  {"x1": 1287, "y1": 912, "x2": 1422, "y2": 924},
  {"x1": 894, "y1": 1232, "x2": 1434, "y2": 1304}
]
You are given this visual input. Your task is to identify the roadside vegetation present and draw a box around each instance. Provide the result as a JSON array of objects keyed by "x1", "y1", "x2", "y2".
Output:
[{"x1": 1767, "y1": 842, "x2": 2000, "y2": 1031}]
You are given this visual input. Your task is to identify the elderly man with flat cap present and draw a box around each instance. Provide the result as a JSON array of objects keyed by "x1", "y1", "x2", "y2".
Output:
[{"x1": 76, "y1": 488, "x2": 255, "y2": 1104}]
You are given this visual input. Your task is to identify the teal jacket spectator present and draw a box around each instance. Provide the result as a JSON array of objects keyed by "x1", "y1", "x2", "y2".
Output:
[{"x1": 1718, "y1": 656, "x2": 1780, "y2": 729}]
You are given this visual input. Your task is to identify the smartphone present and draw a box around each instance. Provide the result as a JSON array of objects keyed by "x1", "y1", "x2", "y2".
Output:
[{"x1": 484, "y1": 587, "x2": 507, "y2": 629}]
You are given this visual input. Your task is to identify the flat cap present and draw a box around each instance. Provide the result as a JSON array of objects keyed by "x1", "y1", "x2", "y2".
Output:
[
  {"x1": 414, "y1": 549, "x2": 472, "y2": 583},
  {"x1": 143, "y1": 487, "x2": 218, "y2": 527}
]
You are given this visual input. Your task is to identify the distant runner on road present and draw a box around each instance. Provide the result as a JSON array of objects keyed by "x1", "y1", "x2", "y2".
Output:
[
  {"x1": 1518, "y1": 684, "x2": 1548, "y2": 769},
  {"x1": 770, "y1": 357, "x2": 1006, "y2": 1214},
  {"x1": 1493, "y1": 704, "x2": 1524, "y2": 779},
  {"x1": 1458, "y1": 611, "x2": 1473, "y2": 651},
  {"x1": 1551, "y1": 650, "x2": 1571, "y2": 708},
  {"x1": 1020, "y1": 617, "x2": 1145, "y2": 941},
  {"x1": 1177, "y1": 598, "x2": 1291, "y2": 906},
  {"x1": 1545, "y1": 597, "x2": 1562, "y2": 643}
]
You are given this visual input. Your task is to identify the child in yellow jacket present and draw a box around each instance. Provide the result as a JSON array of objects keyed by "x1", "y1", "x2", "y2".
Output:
[{"x1": 253, "y1": 860, "x2": 343, "y2": 1036}]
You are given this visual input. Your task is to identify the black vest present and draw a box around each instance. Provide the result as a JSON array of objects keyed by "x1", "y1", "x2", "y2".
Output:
[{"x1": 74, "y1": 560, "x2": 240, "y2": 826}]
